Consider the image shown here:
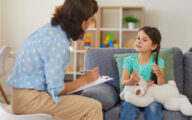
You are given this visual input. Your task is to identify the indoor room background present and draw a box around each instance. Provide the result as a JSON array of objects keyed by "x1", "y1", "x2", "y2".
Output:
[{"x1": 0, "y1": 0, "x2": 192, "y2": 101}]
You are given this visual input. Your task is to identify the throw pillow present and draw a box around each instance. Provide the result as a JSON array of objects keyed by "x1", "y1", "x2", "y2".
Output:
[{"x1": 114, "y1": 48, "x2": 175, "y2": 92}]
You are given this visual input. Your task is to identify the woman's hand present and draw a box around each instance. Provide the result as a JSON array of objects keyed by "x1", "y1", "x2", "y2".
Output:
[
  {"x1": 151, "y1": 63, "x2": 161, "y2": 77},
  {"x1": 80, "y1": 66, "x2": 100, "y2": 85},
  {"x1": 59, "y1": 67, "x2": 100, "y2": 95},
  {"x1": 130, "y1": 70, "x2": 141, "y2": 85}
]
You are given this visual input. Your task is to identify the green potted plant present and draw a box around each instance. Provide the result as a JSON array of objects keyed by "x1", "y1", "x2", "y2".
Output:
[{"x1": 124, "y1": 16, "x2": 140, "y2": 30}]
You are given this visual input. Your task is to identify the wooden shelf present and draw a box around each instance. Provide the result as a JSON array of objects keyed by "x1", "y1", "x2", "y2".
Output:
[
  {"x1": 100, "y1": 28, "x2": 120, "y2": 31},
  {"x1": 66, "y1": 72, "x2": 75, "y2": 75},
  {"x1": 72, "y1": 50, "x2": 86, "y2": 53},
  {"x1": 64, "y1": 6, "x2": 145, "y2": 82},
  {"x1": 122, "y1": 28, "x2": 139, "y2": 31},
  {"x1": 87, "y1": 28, "x2": 97, "y2": 31}
]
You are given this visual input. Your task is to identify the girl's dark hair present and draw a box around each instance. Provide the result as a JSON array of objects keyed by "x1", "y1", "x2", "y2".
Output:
[
  {"x1": 51, "y1": 0, "x2": 98, "y2": 41},
  {"x1": 138, "y1": 26, "x2": 161, "y2": 84}
]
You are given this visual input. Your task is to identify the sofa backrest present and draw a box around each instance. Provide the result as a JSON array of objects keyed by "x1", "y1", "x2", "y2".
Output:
[
  {"x1": 184, "y1": 52, "x2": 192, "y2": 103},
  {"x1": 189, "y1": 48, "x2": 192, "y2": 52},
  {"x1": 84, "y1": 47, "x2": 183, "y2": 93}
]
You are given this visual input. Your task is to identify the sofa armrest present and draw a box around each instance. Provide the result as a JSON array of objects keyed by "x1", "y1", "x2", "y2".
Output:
[
  {"x1": 184, "y1": 52, "x2": 192, "y2": 103},
  {"x1": 82, "y1": 83, "x2": 119, "y2": 111}
]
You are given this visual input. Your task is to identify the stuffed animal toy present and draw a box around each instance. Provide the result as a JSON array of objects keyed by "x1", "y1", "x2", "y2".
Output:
[{"x1": 120, "y1": 78, "x2": 192, "y2": 116}]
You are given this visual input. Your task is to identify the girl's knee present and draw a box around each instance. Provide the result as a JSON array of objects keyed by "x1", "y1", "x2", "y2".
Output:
[
  {"x1": 120, "y1": 102, "x2": 140, "y2": 120},
  {"x1": 122, "y1": 101, "x2": 137, "y2": 108},
  {"x1": 121, "y1": 101, "x2": 140, "y2": 112},
  {"x1": 122, "y1": 101, "x2": 132, "y2": 106},
  {"x1": 147, "y1": 102, "x2": 162, "y2": 113},
  {"x1": 144, "y1": 102, "x2": 163, "y2": 120}
]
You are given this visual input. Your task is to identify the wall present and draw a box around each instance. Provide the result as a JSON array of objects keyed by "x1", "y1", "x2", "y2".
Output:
[
  {"x1": 1, "y1": 0, "x2": 192, "y2": 97},
  {"x1": 0, "y1": 0, "x2": 2, "y2": 45},
  {"x1": 1, "y1": 0, "x2": 63, "y2": 98},
  {"x1": 0, "y1": 0, "x2": 4, "y2": 102},
  {"x1": 2, "y1": 0, "x2": 63, "y2": 52},
  {"x1": 97, "y1": 0, "x2": 192, "y2": 52},
  {"x1": 2, "y1": 0, "x2": 192, "y2": 53}
]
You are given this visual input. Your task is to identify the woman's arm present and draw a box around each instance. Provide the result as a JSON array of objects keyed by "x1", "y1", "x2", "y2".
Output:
[
  {"x1": 58, "y1": 78, "x2": 86, "y2": 95},
  {"x1": 59, "y1": 67, "x2": 99, "y2": 95}
]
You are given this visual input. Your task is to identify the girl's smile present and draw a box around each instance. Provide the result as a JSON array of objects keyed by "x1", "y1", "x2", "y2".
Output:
[{"x1": 136, "y1": 44, "x2": 142, "y2": 49}]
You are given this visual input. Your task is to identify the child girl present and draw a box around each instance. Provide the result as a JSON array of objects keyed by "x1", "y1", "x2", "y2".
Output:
[{"x1": 120, "y1": 26, "x2": 166, "y2": 120}]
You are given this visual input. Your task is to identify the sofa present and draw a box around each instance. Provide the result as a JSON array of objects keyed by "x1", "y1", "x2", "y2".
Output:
[
  {"x1": 189, "y1": 48, "x2": 192, "y2": 52},
  {"x1": 82, "y1": 47, "x2": 192, "y2": 120},
  {"x1": 184, "y1": 51, "x2": 192, "y2": 120}
]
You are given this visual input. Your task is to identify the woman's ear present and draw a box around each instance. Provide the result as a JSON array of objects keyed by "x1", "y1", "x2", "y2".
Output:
[
  {"x1": 81, "y1": 21, "x2": 87, "y2": 32},
  {"x1": 82, "y1": 17, "x2": 93, "y2": 32}
]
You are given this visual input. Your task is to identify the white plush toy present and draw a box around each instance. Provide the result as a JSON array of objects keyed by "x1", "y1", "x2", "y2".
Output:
[{"x1": 120, "y1": 78, "x2": 192, "y2": 116}]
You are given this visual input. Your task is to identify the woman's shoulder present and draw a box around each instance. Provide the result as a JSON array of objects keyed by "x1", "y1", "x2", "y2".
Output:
[
  {"x1": 26, "y1": 23, "x2": 70, "y2": 48},
  {"x1": 41, "y1": 23, "x2": 70, "y2": 44}
]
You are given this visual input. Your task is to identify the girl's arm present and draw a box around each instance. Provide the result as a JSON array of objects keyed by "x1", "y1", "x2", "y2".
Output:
[
  {"x1": 157, "y1": 68, "x2": 166, "y2": 85},
  {"x1": 121, "y1": 69, "x2": 140, "y2": 87},
  {"x1": 152, "y1": 63, "x2": 166, "y2": 85}
]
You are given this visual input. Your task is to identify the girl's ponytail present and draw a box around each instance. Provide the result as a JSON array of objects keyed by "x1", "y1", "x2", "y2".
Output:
[
  {"x1": 139, "y1": 26, "x2": 161, "y2": 84},
  {"x1": 151, "y1": 46, "x2": 160, "y2": 84}
]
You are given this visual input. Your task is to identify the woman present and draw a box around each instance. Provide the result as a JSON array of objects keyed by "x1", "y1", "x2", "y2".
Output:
[{"x1": 6, "y1": 0, "x2": 103, "y2": 120}]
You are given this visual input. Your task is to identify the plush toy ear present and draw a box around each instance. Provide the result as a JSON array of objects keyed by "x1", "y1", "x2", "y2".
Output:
[{"x1": 136, "y1": 89, "x2": 141, "y2": 95}]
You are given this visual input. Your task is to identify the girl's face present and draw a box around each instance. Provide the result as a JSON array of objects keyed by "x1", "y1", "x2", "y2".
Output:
[
  {"x1": 135, "y1": 30, "x2": 157, "y2": 53},
  {"x1": 82, "y1": 16, "x2": 94, "y2": 32}
]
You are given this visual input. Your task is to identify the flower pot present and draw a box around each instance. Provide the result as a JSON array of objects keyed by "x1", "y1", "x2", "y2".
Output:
[{"x1": 127, "y1": 22, "x2": 135, "y2": 30}]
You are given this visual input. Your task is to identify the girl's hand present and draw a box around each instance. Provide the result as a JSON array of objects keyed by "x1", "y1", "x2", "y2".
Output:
[
  {"x1": 147, "y1": 80, "x2": 154, "y2": 88},
  {"x1": 80, "y1": 66, "x2": 100, "y2": 84},
  {"x1": 151, "y1": 63, "x2": 161, "y2": 77},
  {"x1": 130, "y1": 70, "x2": 141, "y2": 85}
]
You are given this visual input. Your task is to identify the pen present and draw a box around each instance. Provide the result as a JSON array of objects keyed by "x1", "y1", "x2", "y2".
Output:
[
  {"x1": 80, "y1": 70, "x2": 90, "y2": 74},
  {"x1": 80, "y1": 67, "x2": 101, "y2": 75}
]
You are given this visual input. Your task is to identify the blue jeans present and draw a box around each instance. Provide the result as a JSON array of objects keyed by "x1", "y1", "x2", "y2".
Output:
[{"x1": 120, "y1": 101, "x2": 163, "y2": 120}]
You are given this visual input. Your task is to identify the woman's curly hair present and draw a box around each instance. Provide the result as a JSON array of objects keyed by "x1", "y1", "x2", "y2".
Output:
[{"x1": 51, "y1": 0, "x2": 98, "y2": 41}]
